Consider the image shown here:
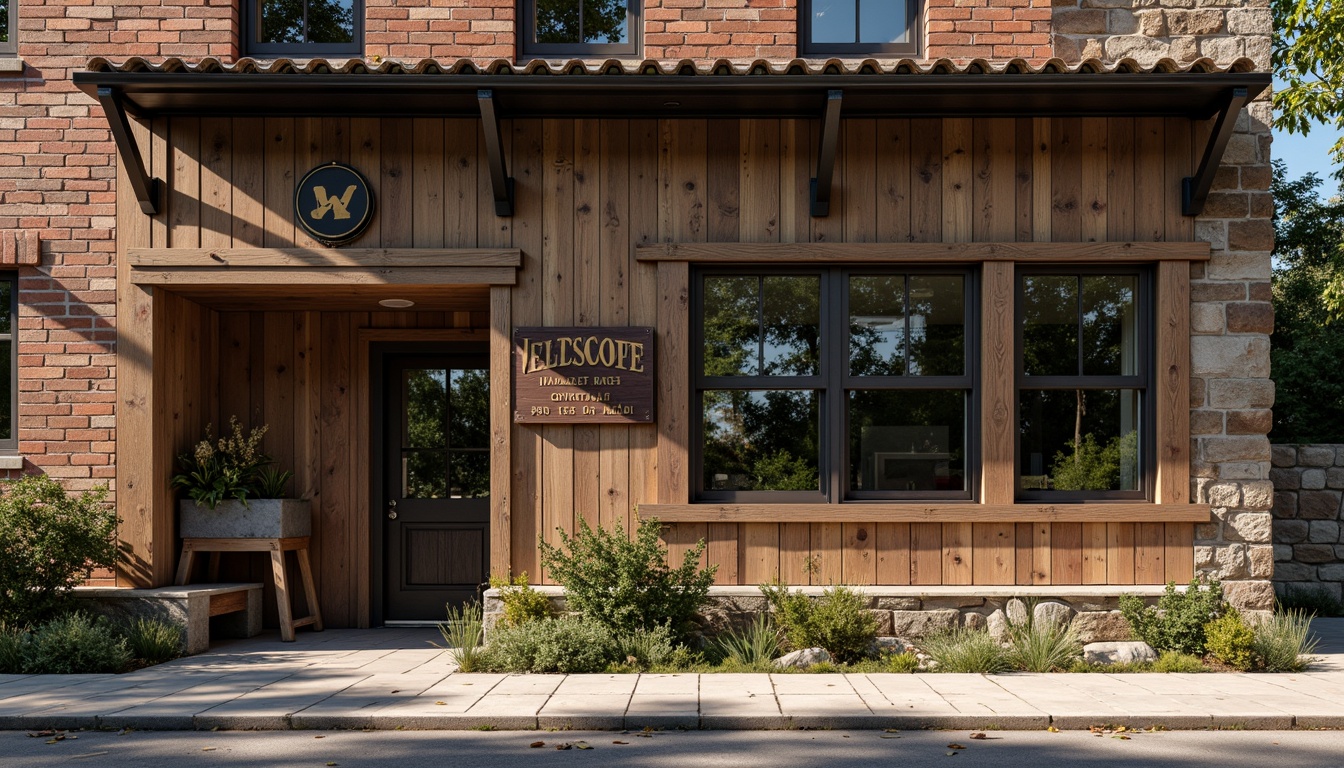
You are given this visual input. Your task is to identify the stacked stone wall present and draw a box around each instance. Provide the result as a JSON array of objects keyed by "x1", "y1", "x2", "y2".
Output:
[
  {"x1": 1051, "y1": 0, "x2": 1270, "y2": 70},
  {"x1": 1270, "y1": 445, "x2": 1344, "y2": 604}
]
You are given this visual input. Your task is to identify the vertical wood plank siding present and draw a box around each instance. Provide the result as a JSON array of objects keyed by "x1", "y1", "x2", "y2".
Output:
[{"x1": 115, "y1": 116, "x2": 1198, "y2": 614}]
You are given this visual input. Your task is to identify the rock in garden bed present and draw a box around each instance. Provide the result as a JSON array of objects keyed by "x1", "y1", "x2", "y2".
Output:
[{"x1": 1083, "y1": 641, "x2": 1158, "y2": 665}]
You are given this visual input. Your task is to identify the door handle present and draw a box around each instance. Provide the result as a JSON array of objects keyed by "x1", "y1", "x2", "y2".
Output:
[{"x1": 387, "y1": 500, "x2": 398, "y2": 520}]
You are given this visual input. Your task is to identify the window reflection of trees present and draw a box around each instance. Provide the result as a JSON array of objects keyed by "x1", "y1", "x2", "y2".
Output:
[
  {"x1": 402, "y1": 368, "x2": 489, "y2": 500},
  {"x1": 702, "y1": 390, "x2": 819, "y2": 492},
  {"x1": 259, "y1": 0, "x2": 355, "y2": 44},
  {"x1": 534, "y1": 0, "x2": 628, "y2": 44}
]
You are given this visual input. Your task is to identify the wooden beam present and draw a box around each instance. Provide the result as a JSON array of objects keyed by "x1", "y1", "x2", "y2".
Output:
[
  {"x1": 129, "y1": 266, "x2": 517, "y2": 286},
  {"x1": 635, "y1": 241, "x2": 1211, "y2": 262},
  {"x1": 1156, "y1": 261, "x2": 1192, "y2": 504},
  {"x1": 129, "y1": 248, "x2": 521, "y2": 268},
  {"x1": 638, "y1": 503, "x2": 1213, "y2": 524},
  {"x1": 981, "y1": 261, "x2": 1015, "y2": 505},
  {"x1": 355, "y1": 329, "x2": 488, "y2": 343},
  {"x1": 489, "y1": 285, "x2": 513, "y2": 578}
]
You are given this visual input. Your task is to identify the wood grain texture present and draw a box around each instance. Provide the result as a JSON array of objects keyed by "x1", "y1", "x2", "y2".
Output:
[
  {"x1": 634, "y1": 241, "x2": 1209, "y2": 262},
  {"x1": 981, "y1": 261, "x2": 1015, "y2": 505},
  {"x1": 631, "y1": 503, "x2": 1213, "y2": 522},
  {"x1": 1156, "y1": 260, "x2": 1191, "y2": 504},
  {"x1": 129, "y1": 248, "x2": 522, "y2": 267}
]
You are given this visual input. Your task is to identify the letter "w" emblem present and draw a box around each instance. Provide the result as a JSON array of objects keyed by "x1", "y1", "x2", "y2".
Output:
[{"x1": 310, "y1": 185, "x2": 358, "y2": 221}]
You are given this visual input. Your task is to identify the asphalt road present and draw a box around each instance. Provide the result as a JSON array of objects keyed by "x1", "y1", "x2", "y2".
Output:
[{"x1": 2, "y1": 728, "x2": 1343, "y2": 768}]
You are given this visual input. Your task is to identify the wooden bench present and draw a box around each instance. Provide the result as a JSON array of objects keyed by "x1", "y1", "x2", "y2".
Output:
[
  {"x1": 72, "y1": 583, "x2": 264, "y2": 655},
  {"x1": 176, "y1": 536, "x2": 324, "y2": 642}
]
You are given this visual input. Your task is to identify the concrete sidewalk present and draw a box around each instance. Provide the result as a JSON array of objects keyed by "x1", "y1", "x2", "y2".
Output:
[{"x1": 1, "y1": 620, "x2": 1342, "y2": 732}]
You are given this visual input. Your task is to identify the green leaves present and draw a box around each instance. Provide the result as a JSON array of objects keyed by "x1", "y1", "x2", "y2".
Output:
[
  {"x1": 170, "y1": 417, "x2": 295, "y2": 508},
  {"x1": 1119, "y1": 579, "x2": 1225, "y2": 657},
  {"x1": 1274, "y1": 0, "x2": 1344, "y2": 176}
]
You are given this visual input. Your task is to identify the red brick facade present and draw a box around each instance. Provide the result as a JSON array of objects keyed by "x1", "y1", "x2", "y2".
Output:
[{"x1": 925, "y1": 0, "x2": 1053, "y2": 62}]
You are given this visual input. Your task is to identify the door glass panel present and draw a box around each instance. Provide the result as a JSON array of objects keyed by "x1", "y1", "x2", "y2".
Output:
[
  {"x1": 703, "y1": 276, "x2": 760, "y2": 376},
  {"x1": 402, "y1": 450, "x2": 447, "y2": 499},
  {"x1": 404, "y1": 369, "x2": 447, "y2": 448},
  {"x1": 1022, "y1": 275, "x2": 1080, "y2": 376},
  {"x1": 908, "y1": 275, "x2": 965, "y2": 376},
  {"x1": 450, "y1": 451, "x2": 490, "y2": 498},
  {"x1": 849, "y1": 390, "x2": 966, "y2": 492},
  {"x1": 449, "y1": 369, "x2": 490, "y2": 449},
  {"x1": 849, "y1": 274, "x2": 905, "y2": 376}
]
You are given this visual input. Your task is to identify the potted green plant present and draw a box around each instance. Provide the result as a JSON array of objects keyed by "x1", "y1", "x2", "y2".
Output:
[{"x1": 170, "y1": 417, "x2": 310, "y2": 539}]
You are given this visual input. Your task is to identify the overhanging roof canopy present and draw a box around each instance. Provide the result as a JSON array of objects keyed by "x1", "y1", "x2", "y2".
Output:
[{"x1": 75, "y1": 56, "x2": 1271, "y2": 219}]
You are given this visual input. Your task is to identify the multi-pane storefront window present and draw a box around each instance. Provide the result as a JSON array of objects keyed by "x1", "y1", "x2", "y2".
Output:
[
  {"x1": 1017, "y1": 270, "x2": 1149, "y2": 499},
  {"x1": 695, "y1": 268, "x2": 972, "y2": 502}
]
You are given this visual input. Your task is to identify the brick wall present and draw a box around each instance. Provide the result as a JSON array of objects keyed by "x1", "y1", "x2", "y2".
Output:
[
  {"x1": 1270, "y1": 445, "x2": 1344, "y2": 605},
  {"x1": 366, "y1": 0, "x2": 515, "y2": 61},
  {"x1": 925, "y1": 0, "x2": 1053, "y2": 62}
]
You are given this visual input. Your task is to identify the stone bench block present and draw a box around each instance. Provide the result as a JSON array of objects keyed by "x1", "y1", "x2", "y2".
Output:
[{"x1": 73, "y1": 583, "x2": 264, "y2": 656}]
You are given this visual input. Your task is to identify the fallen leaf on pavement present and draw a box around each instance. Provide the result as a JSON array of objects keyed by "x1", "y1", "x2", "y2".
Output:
[
  {"x1": 969, "y1": 733, "x2": 987, "y2": 740},
  {"x1": 555, "y1": 743, "x2": 572, "y2": 750},
  {"x1": 1047, "y1": 727, "x2": 1059, "y2": 733},
  {"x1": 612, "y1": 741, "x2": 628, "y2": 745},
  {"x1": 947, "y1": 743, "x2": 966, "y2": 750},
  {"x1": 202, "y1": 747, "x2": 216, "y2": 752},
  {"x1": 1112, "y1": 735, "x2": 1131, "y2": 740},
  {"x1": 436, "y1": 701, "x2": 447, "y2": 706},
  {"x1": 879, "y1": 735, "x2": 901, "y2": 740},
  {"x1": 946, "y1": 751, "x2": 958, "y2": 756},
  {"x1": 314, "y1": 735, "x2": 325, "y2": 739},
  {"x1": 70, "y1": 752, "x2": 108, "y2": 760},
  {"x1": 530, "y1": 742, "x2": 545, "y2": 748},
  {"x1": 575, "y1": 742, "x2": 592, "y2": 750}
]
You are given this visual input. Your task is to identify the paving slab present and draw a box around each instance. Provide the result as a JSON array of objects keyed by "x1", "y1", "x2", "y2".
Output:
[
  {"x1": 537, "y1": 694, "x2": 632, "y2": 729},
  {"x1": 458, "y1": 693, "x2": 549, "y2": 729}
]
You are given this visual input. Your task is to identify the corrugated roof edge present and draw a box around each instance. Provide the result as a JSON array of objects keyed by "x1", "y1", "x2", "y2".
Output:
[{"x1": 84, "y1": 56, "x2": 1260, "y2": 77}]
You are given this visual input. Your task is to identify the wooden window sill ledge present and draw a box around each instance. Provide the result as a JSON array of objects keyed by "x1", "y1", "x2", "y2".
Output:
[{"x1": 637, "y1": 503, "x2": 1212, "y2": 523}]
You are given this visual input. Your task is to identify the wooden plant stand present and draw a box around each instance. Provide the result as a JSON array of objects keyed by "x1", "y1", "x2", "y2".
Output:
[{"x1": 175, "y1": 536, "x2": 324, "y2": 642}]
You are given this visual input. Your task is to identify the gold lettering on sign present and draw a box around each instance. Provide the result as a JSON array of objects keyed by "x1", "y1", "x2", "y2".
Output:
[
  {"x1": 310, "y1": 185, "x2": 357, "y2": 221},
  {"x1": 521, "y1": 335, "x2": 646, "y2": 374}
]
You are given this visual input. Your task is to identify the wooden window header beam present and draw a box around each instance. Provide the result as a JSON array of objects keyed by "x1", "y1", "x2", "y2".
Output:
[
  {"x1": 636, "y1": 242, "x2": 1211, "y2": 263},
  {"x1": 639, "y1": 503, "x2": 1212, "y2": 524}
]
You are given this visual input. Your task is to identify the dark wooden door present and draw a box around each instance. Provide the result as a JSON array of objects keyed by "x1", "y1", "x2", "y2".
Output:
[{"x1": 382, "y1": 354, "x2": 490, "y2": 622}]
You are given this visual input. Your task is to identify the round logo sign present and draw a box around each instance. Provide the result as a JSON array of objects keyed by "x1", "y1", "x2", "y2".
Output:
[{"x1": 294, "y1": 162, "x2": 375, "y2": 246}]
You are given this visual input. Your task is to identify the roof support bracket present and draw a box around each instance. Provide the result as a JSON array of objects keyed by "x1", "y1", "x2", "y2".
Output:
[
  {"x1": 1182, "y1": 86, "x2": 1249, "y2": 217},
  {"x1": 97, "y1": 86, "x2": 161, "y2": 216},
  {"x1": 810, "y1": 89, "x2": 843, "y2": 218},
  {"x1": 477, "y1": 89, "x2": 515, "y2": 217}
]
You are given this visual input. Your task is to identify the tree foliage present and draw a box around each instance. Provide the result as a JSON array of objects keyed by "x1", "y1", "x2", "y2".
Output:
[
  {"x1": 1270, "y1": 163, "x2": 1344, "y2": 442},
  {"x1": 1274, "y1": 0, "x2": 1344, "y2": 177}
]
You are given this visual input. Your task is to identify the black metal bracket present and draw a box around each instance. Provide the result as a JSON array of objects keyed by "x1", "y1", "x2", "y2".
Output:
[
  {"x1": 1182, "y1": 86, "x2": 1250, "y2": 217},
  {"x1": 477, "y1": 89, "x2": 515, "y2": 217},
  {"x1": 97, "y1": 86, "x2": 161, "y2": 216},
  {"x1": 810, "y1": 90, "x2": 843, "y2": 218}
]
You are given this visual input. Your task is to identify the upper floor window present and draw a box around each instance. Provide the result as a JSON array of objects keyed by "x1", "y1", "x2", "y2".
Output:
[
  {"x1": 1016, "y1": 269, "x2": 1151, "y2": 501},
  {"x1": 0, "y1": 274, "x2": 15, "y2": 452},
  {"x1": 246, "y1": 0, "x2": 362, "y2": 57},
  {"x1": 801, "y1": 0, "x2": 920, "y2": 57},
  {"x1": 519, "y1": 0, "x2": 639, "y2": 57},
  {"x1": 1, "y1": 0, "x2": 15, "y2": 56}
]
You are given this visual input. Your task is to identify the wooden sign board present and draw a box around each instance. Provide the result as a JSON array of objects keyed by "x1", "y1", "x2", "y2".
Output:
[{"x1": 513, "y1": 327, "x2": 655, "y2": 424}]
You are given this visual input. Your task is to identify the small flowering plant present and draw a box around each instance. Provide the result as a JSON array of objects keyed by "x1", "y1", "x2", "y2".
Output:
[{"x1": 170, "y1": 417, "x2": 292, "y2": 509}]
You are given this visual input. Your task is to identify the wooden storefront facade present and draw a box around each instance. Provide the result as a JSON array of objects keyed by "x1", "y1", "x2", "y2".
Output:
[{"x1": 87, "y1": 62, "x2": 1268, "y2": 626}]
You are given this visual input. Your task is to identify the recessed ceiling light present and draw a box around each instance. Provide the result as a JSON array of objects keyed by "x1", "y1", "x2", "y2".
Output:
[{"x1": 379, "y1": 298, "x2": 415, "y2": 309}]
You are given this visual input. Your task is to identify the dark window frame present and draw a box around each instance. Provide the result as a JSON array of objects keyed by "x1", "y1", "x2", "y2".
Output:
[
  {"x1": 0, "y1": 273, "x2": 15, "y2": 453},
  {"x1": 1014, "y1": 265, "x2": 1155, "y2": 502},
  {"x1": 1, "y1": 0, "x2": 16, "y2": 56},
  {"x1": 244, "y1": 0, "x2": 364, "y2": 58},
  {"x1": 517, "y1": 0, "x2": 641, "y2": 58},
  {"x1": 798, "y1": 0, "x2": 922, "y2": 58},
  {"x1": 691, "y1": 265, "x2": 978, "y2": 504}
]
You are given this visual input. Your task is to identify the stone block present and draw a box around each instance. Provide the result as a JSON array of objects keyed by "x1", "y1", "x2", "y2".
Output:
[
  {"x1": 1337, "y1": 445, "x2": 1344, "y2": 465},
  {"x1": 1201, "y1": 35, "x2": 1246, "y2": 63},
  {"x1": 1200, "y1": 192, "x2": 1248, "y2": 219},
  {"x1": 1306, "y1": 465, "x2": 1327, "y2": 489},
  {"x1": 889, "y1": 609, "x2": 959, "y2": 638},
  {"x1": 1335, "y1": 544, "x2": 1344, "y2": 560},
  {"x1": 1190, "y1": 303, "x2": 1225, "y2": 334},
  {"x1": 1210, "y1": 543, "x2": 1250, "y2": 579},
  {"x1": 874, "y1": 597, "x2": 922, "y2": 611},
  {"x1": 1103, "y1": 33, "x2": 1170, "y2": 66},
  {"x1": 1274, "y1": 519, "x2": 1309, "y2": 544},
  {"x1": 1225, "y1": 302, "x2": 1273, "y2": 334},
  {"x1": 1220, "y1": 133, "x2": 1262, "y2": 166},
  {"x1": 1272, "y1": 562, "x2": 1317, "y2": 581},
  {"x1": 1166, "y1": 8, "x2": 1224, "y2": 34},
  {"x1": 963, "y1": 612, "x2": 987, "y2": 631},
  {"x1": 1054, "y1": 8, "x2": 1108, "y2": 33},
  {"x1": 1226, "y1": 8, "x2": 1270, "y2": 35},
  {"x1": 1225, "y1": 409, "x2": 1272, "y2": 437},
  {"x1": 1196, "y1": 522, "x2": 1221, "y2": 541},
  {"x1": 1308, "y1": 521, "x2": 1341, "y2": 544},
  {"x1": 1317, "y1": 564, "x2": 1344, "y2": 582},
  {"x1": 1191, "y1": 409, "x2": 1223, "y2": 435},
  {"x1": 1168, "y1": 34, "x2": 1200, "y2": 62},
  {"x1": 1083, "y1": 641, "x2": 1156, "y2": 665},
  {"x1": 1244, "y1": 35, "x2": 1272, "y2": 69},
  {"x1": 1293, "y1": 543, "x2": 1336, "y2": 564},
  {"x1": 1299, "y1": 490, "x2": 1343, "y2": 520},
  {"x1": 987, "y1": 609, "x2": 1008, "y2": 641},
  {"x1": 1272, "y1": 491, "x2": 1298, "y2": 518},
  {"x1": 1033, "y1": 601, "x2": 1075, "y2": 628},
  {"x1": 1216, "y1": 461, "x2": 1267, "y2": 481},
  {"x1": 1195, "y1": 544, "x2": 1216, "y2": 570},
  {"x1": 774, "y1": 647, "x2": 830, "y2": 669},
  {"x1": 1222, "y1": 579, "x2": 1275, "y2": 611},
  {"x1": 1070, "y1": 611, "x2": 1131, "y2": 643},
  {"x1": 1273, "y1": 544, "x2": 1293, "y2": 562},
  {"x1": 1283, "y1": 582, "x2": 1343, "y2": 604},
  {"x1": 866, "y1": 609, "x2": 894, "y2": 636},
  {"x1": 1241, "y1": 164, "x2": 1272, "y2": 191},
  {"x1": 1270, "y1": 467, "x2": 1300, "y2": 491},
  {"x1": 1204, "y1": 482, "x2": 1240, "y2": 507},
  {"x1": 1107, "y1": 9, "x2": 1138, "y2": 33},
  {"x1": 1207, "y1": 252, "x2": 1272, "y2": 281},
  {"x1": 1300, "y1": 446, "x2": 1336, "y2": 467},
  {"x1": 1224, "y1": 512, "x2": 1272, "y2": 543},
  {"x1": 1249, "y1": 545, "x2": 1275, "y2": 578},
  {"x1": 1270, "y1": 445, "x2": 1297, "y2": 467},
  {"x1": 1242, "y1": 480, "x2": 1274, "y2": 510},
  {"x1": 1328, "y1": 468, "x2": 1344, "y2": 490},
  {"x1": 1208, "y1": 378, "x2": 1274, "y2": 409},
  {"x1": 1201, "y1": 435, "x2": 1270, "y2": 463},
  {"x1": 1191, "y1": 337, "x2": 1269, "y2": 378}
]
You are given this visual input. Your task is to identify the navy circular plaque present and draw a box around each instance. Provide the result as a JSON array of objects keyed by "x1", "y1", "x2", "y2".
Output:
[{"x1": 294, "y1": 163, "x2": 375, "y2": 246}]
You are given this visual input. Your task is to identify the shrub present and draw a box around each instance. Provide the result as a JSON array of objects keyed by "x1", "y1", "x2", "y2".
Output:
[
  {"x1": 488, "y1": 573, "x2": 551, "y2": 628},
  {"x1": 122, "y1": 617, "x2": 183, "y2": 665},
  {"x1": 0, "y1": 475, "x2": 118, "y2": 625},
  {"x1": 1119, "y1": 579, "x2": 1225, "y2": 657},
  {"x1": 885, "y1": 652, "x2": 920, "y2": 673},
  {"x1": 538, "y1": 517, "x2": 716, "y2": 639},
  {"x1": 170, "y1": 417, "x2": 272, "y2": 509},
  {"x1": 921, "y1": 629, "x2": 1011, "y2": 674},
  {"x1": 1006, "y1": 605, "x2": 1083, "y2": 672},
  {"x1": 760, "y1": 583, "x2": 878, "y2": 664},
  {"x1": 1150, "y1": 651, "x2": 1206, "y2": 673},
  {"x1": 480, "y1": 616, "x2": 616, "y2": 674},
  {"x1": 0, "y1": 623, "x2": 24, "y2": 674},
  {"x1": 1252, "y1": 609, "x2": 1319, "y2": 673},
  {"x1": 1204, "y1": 609, "x2": 1256, "y2": 671},
  {"x1": 438, "y1": 601, "x2": 486, "y2": 673},
  {"x1": 613, "y1": 624, "x2": 681, "y2": 670},
  {"x1": 20, "y1": 612, "x2": 131, "y2": 674},
  {"x1": 714, "y1": 614, "x2": 782, "y2": 667},
  {"x1": 1279, "y1": 586, "x2": 1344, "y2": 618}
]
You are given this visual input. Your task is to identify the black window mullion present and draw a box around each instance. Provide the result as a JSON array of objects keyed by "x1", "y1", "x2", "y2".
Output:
[
  {"x1": 826, "y1": 271, "x2": 844, "y2": 502},
  {"x1": 756, "y1": 276, "x2": 765, "y2": 375},
  {"x1": 1076, "y1": 274, "x2": 1085, "y2": 376}
]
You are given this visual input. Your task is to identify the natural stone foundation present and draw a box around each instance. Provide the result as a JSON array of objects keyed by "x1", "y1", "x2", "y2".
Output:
[
  {"x1": 484, "y1": 584, "x2": 1266, "y2": 644},
  {"x1": 1270, "y1": 444, "x2": 1344, "y2": 604}
]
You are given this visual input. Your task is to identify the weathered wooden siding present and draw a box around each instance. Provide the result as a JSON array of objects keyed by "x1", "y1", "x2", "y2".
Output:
[{"x1": 117, "y1": 115, "x2": 1200, "y2": 621}]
